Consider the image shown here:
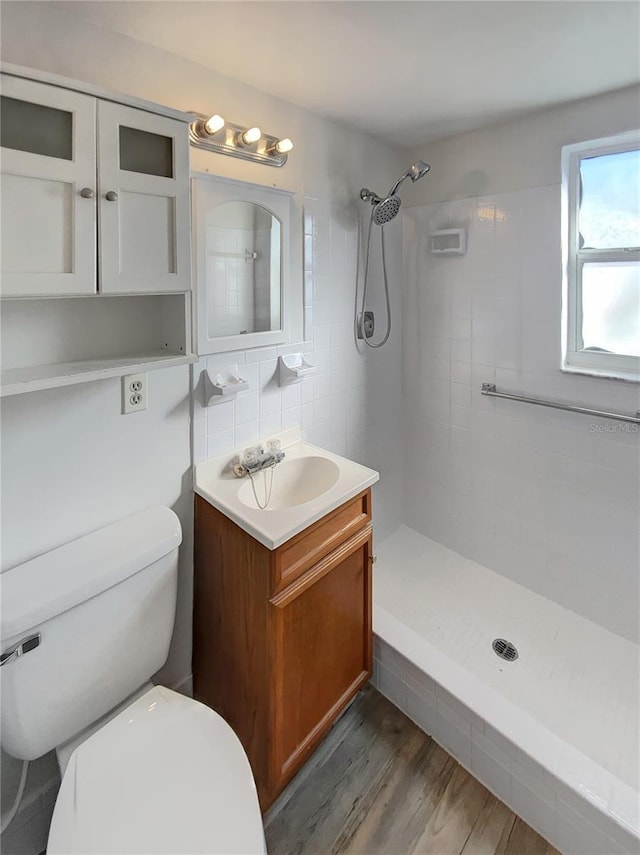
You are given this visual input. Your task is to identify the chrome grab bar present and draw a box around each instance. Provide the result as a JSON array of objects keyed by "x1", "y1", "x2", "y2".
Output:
[{"x1": 481, "y1": 383, "x2": 640, "y2": 425}]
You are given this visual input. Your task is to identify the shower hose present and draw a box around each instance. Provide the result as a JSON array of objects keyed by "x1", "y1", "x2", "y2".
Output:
[{"x1": 359, "y1": 209, "x2": 392, "y2": 349}]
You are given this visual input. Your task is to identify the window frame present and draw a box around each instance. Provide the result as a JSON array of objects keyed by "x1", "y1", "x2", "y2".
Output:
[{"x1": 561, "y1": 130, "x2": 640, "y2": 382}]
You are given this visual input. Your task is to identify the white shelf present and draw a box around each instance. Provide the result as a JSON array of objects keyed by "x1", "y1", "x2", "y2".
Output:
[{"x1": 1, "y1": 352, "x2": 196, "y2": 397}]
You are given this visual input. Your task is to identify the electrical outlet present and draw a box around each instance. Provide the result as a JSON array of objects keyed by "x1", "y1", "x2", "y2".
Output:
[{"x1": 122, "y1": 373, "x2": 147, "y2": 414}]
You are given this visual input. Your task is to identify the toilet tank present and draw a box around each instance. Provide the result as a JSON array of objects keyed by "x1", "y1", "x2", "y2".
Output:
[{"x1": 0, "y1": 506, "x2": 182, "y2": 761}]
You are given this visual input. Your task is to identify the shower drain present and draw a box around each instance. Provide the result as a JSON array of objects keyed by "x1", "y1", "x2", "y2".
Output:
[{"x1": 492, "y1": 638, "x2": 518, "y2": 662}]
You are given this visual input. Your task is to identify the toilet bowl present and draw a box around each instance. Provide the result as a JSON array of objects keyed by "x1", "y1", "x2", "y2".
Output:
[
  {"x1": 0, "y1": 507, "x2": 266, "y2": 854},
  {"x1": 48, "y1": 686, "x2": 266, "y2": 854}
]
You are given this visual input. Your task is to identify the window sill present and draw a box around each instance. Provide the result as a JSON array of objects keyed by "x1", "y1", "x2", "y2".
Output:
[{"x1": 561, "y1": 364, "x2": 640, "y2": 384}]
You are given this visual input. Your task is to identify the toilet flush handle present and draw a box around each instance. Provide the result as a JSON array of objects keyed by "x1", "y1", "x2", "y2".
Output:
[{"x1": 0, "y1": 633, "x2": 41, "y2": 667}]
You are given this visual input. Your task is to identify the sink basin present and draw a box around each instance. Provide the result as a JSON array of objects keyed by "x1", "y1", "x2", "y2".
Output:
[
  {"x1": 193, "y1": 429, "x2": 379, "y2": 549},
  {"x1": 237, "y1": 456, "x2": 340, "y2": 510}
]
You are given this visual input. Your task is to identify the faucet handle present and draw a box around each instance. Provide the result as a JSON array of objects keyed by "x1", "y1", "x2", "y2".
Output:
[
  {"x1": 242, "y1": 445, "x2": 262, "y2": 466},
  {"x1": 266, "y1": 438, "x2": 281, "y2": 453}
]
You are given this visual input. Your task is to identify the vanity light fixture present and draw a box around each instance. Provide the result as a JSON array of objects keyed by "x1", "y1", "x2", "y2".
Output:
[{"x1": 189, "y1": 112, "x2": 292, "y2": 167}]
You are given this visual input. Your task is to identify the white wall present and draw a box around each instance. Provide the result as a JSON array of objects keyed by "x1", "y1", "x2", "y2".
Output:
[
  {"x1": 401, "y1": 87, "x2": 640, "y2": 642},
  {"x1": 403, "y1": 84, "x2": 640, "y2": 205},
  {"x1": 0, "y1": 3, "x2": 405, "y2": 849},
  {"x1": 0, "y1": 368, "x2": 193, "y2": 851}
]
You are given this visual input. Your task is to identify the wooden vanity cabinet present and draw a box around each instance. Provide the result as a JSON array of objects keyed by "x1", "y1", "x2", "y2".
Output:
[{"x1": 193, "y1": 489, "x2": 373, "y2": 809}]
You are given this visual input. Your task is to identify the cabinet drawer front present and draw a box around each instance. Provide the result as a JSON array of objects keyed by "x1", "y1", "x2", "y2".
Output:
[{"x1": 272, "y1": 489, "x2": 371, "y2": 593}]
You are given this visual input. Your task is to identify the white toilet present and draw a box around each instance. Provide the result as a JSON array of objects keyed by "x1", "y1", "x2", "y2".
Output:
[{"x1": 0, "y1": 506, "x2": 266, "y2": 854}]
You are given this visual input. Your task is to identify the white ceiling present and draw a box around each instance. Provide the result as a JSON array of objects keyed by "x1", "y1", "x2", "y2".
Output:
[{"x1": 49, "y1": 1, "x2": 640, "y2": 147}]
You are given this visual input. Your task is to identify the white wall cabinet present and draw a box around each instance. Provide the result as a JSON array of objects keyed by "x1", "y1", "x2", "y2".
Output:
[
  {"x1": 0, "y1": 76, "x2": 97, "y2": 297},
  {"x1": 0, "y1": 65, "x2": 195, "y2": 397},
  {"x1": 1, "y1": 74, "x2": 190, "y2": 297}
]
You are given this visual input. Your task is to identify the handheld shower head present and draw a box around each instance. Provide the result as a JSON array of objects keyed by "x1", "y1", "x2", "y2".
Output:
[
  {"x1": 408, "y1": 160, "x2": 431, "y2": 181},
  {"x1": 388, "y1": 160, "x2": 431, "y2": 196}
]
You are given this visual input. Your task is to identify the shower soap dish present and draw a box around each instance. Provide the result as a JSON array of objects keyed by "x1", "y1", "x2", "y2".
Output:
[
  {"x1": 277, "y1": 354, "x2": 315, "y2": 386},
  {"x1": 429, "y1": 228, "x2": 467, "y2": 256},
  {"x1": 203, "y1": 367, "x2": 250, "y2": 405}
]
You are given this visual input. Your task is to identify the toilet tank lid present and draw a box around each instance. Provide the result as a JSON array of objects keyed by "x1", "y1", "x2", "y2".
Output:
[{"x1": 1, "y1": 507, "x2": 182, "y2": 643}]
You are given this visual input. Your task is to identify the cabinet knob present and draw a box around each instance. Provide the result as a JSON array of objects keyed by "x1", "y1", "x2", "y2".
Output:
[
  {"x1": 105, "y1": 191, "x2": 119, "y2": 202},
  {"x1": 80, "y1": 187, "x2": 94, "y2": 199}
]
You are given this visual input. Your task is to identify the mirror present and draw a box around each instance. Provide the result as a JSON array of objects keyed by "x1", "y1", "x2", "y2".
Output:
[
  {"x1": 206, "y1": 201, "x2": 281, "y2": 339},
  {"x1": 192, "y1": 175, "x2": 301, "y2": 355}
]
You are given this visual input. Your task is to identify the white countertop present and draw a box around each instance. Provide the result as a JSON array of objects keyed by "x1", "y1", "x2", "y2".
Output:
[{"x1": 194, "y1": 430, "x2": 379, "y2": 550}]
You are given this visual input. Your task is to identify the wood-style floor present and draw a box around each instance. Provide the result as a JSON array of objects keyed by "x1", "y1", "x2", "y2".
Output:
[{"x1": 265, "y1": 685, "x2": 559, "y2": 855}]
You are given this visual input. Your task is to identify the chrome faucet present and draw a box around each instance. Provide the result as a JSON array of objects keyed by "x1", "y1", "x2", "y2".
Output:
[{"x1": 233, "y1": 443, "x2": 285, "y2": 478}]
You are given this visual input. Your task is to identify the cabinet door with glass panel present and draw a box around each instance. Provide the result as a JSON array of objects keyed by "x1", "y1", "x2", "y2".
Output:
[
  {"x1": 97, "y1": 101, "x2": 190, "y2": 294},
  {"x1": 0, "y1": 75, "x2": 190, "y2": 298},
  {"x1": 0, "y1": 76, "x2": 97, "y2": 297}
]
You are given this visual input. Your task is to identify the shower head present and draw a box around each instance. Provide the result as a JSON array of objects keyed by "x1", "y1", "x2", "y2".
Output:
[
  {"x1": 361, "y1": 187, "x2": 402, "y2": 224},
  {"x1": 409, "y1": 160, "x2": 431, "y2": 180},
  {"x1": 388, "y1": 160, "x2": 431, "y2": 197},
  {"x1": 372, "y1": 195, "x2": 402, "y2": 225},
  {"x1": 361, "y1": 160, "x2": 431, "y2": 225}
]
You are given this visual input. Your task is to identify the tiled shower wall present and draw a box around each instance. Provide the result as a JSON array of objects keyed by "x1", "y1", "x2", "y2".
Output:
[
  {"x1": 402, "y1": 186, "x2": 640, "y2": 642},
  {"x1": 192, "y1": 196, "x2": 405, "y2": 542}
]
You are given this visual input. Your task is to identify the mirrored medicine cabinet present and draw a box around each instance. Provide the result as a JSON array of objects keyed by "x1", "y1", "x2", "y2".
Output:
[{"x1": 192, "y1": 174, "x2": 302, "y2": 354}]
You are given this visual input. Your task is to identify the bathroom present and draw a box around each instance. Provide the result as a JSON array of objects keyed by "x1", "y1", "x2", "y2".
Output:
[{"x1": 0, "y1": 1, "x2": 638, "y2": 853}]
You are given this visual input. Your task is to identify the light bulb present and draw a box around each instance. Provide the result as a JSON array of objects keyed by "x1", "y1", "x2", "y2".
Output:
[
  {"x1": 240, "y1": 126, "x2": 261, "y2": 146},
  {"x1": 274, "y1": 138, "x2": 293, "y2": 155},
  {"x1": 204, "y1": 114, "x2": 225, "y2": 135}
]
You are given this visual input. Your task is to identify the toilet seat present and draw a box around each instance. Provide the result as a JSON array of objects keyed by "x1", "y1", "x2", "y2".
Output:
[{"x1": 47, "y1": 686, "x2": 266, "y2": 855}]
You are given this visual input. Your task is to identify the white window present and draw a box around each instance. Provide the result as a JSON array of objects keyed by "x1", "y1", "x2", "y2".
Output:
[{"x1": 562, "y1": 131, "x2": 640, "y2": 381}]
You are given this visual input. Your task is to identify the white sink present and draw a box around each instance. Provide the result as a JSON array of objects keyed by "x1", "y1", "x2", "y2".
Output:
[
  {"x1": 237, "y1": 456, "x2": 340, "y2": 510},
  {"x1": 194, "y1": 429, "x2": 379, "y2": 549}
]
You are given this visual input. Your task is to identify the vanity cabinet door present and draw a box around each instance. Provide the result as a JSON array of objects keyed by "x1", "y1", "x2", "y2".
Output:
[
  {"x1": 0, "y1": 76, "x2": 97, "y2": 297},
  {"x1": 97, "y1": 101, "x2": 190, "y2": 294},
  {"x1": 270, "y1": 526, "x2": 373, "y2": 791}
]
